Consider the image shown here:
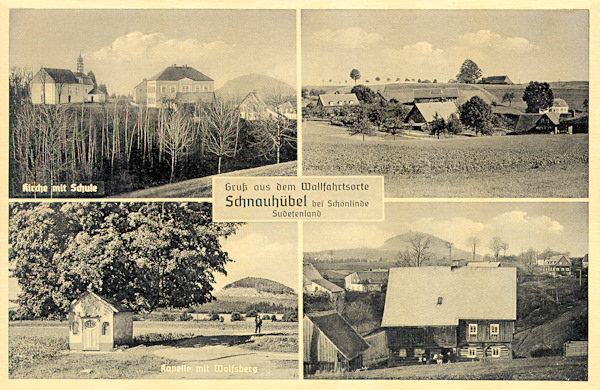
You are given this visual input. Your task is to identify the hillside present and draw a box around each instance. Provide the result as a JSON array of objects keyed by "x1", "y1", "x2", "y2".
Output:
[
  {"x1": 222, "y1": 277, "x2": 295, "y2": 295},
  {"x1": 217, "y1": 74, "x2": 295, "y2": 101},
  {"x1": 305, "y1": 231, "x2": 478, "y2": 264}
]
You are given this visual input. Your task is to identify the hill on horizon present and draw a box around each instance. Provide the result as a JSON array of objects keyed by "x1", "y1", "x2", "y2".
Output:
[
  {"x1": 305, "y1": 231, "x2": 480, "y2": 264},
  {"x1": 217, "y1": 74, "x2": 295, "y2": 102},
  {"x1": 222, "y1": 276, "x2": 295, "y2": 295}
]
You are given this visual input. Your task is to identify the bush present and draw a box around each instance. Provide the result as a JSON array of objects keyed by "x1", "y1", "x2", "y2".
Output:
[
  {"x1": 230, "y1": 312, "x2": 244, "y2": 322},
  {"x1": 157, "y1": 312, "x2": 176, "y2": 321},
  {"x1": 178, "y1": 312, "x2": 193, "y2": 321},
  {"x1": 219, "y1": 316, "x2": 224, "y2": 322},
  {"x1": 282, "y1": 312, "x2": 298, "y2": 322},
  {"x1": 209, "y1": 311, "x2": 221, "y2": 321},
  {"x1": 271, "y1": 314, "x2": 277, "y2": 322},
  {"x1": 246, "y1": 310, "x2": 258, "y2": 318}
]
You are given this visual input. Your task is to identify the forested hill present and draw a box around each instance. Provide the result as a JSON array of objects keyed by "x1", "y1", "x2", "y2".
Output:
[{"x1": 223, "y1": 277, "x2": 295, "y2": 294}]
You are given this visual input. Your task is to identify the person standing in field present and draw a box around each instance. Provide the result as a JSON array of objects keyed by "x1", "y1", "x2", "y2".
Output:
[{"x1": 255, "y1": 315, "x2": 263, "y2": 335}]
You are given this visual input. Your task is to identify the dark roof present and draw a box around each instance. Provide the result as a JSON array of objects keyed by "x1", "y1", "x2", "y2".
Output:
[
  {"x1": 74, "y1": 72, "x2": 94, "y2": 85},
  {"x1": 304, "y1": 263, "x2": 324, "y2": 281},
  {"x1": 306, "y1": 311, "x2": 370, "y2": 360},
  {"x1": 482, "y1": 76, "x2": 512, "y2": 84},
  {"x1": 353, "y1": 271, "x2": 388, "y2": 283},
  {"x1": 88, "y1": 87, "x2": 106, "y2": 95},
  {"x1": 149, "y1": 65, "x2": 213, "y2": 82},
  {"x1": 514, "y1": 113, "x2": 560, "y2": 133},
  {"x1": 42, "y1": 68, "x2": 79, "y2": 84},
  {"x1": 71, "y1": 290, "x2": 131, "y2": 312}
]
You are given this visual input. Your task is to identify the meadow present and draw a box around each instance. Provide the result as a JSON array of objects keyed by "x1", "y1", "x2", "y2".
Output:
[
  {"x1": 303, "y1": 121, "x2": 588, "y2": 198},
  {"x1": 9, "y1": 318, "x2": 298, "y2": 379}
]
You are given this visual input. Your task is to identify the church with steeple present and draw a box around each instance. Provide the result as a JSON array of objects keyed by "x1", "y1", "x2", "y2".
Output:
[{"x1": 30, "y1": 55, "x2": 106, "y2": 104}]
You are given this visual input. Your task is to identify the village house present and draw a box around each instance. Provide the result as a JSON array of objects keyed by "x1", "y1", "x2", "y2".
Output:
[
  {"x1": 345, "y1": 270, "x2": 388, "y2": 292},
  {"x1": 304, "y1": 263, "x2": 345, "y2": 312},
  {"x1": 30, "y1": 55, "x2": 100, "y2": 104},
  {"x1": 539, "y1": 255, "x2": 573, "y2": 277},
  {"x1": 403, "y1": 101, "x2": 458, "y2": 130},
  {"x1": 540, "y1": 98, "x2": 569, "y2": 115},
  {"x1": 570, "y1": 255, "x2": 588, "y2": 278},
  {"x1": 304, "y1": 310, "x2": 370, "y2": 374},
  {"x1": 143, "y1": 64, "x2": 214, "y2": 108},
  {"x1": 133, "y1": 79, "x2": 147, "y2": 105},
  {"x1": 317, "y1": 93, "x2": 360, "y2": 110},
  {"x1": 238, "y1": 91, "x2": 296, "y2": 121},
  {"x1": 69, "y1": 290, "x2": 133, "y2": 351},
  {"x1": 381, "y1": 266, "x2": 517, "y2": 365},
  {"x1": 514, "y1": 112, "x2": 560, "y2": 134},
  {"x1": 413, "y1": 88, "x2": 459, "y2": 103},
  {"x1": 480, "y1": 76, "x2": 513, "y2": 85}
]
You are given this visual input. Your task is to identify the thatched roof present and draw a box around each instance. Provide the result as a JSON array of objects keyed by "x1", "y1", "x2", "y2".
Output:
[
  {"x1": 381, "y1": 267, "x2": 516, "y2": 327},
  {"x1": 306, "y1": 311, "x2": 370, "y2": 360}
]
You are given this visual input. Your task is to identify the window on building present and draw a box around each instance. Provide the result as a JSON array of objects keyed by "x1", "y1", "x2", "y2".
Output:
[
  {"x1": 468, "y1": 323, "x2": 478, "y2": 336},
  {"x1": 491, "y1": 347, "x2": 500, "y2": 357},
  {"x1": 490, "y1": 324, "x2": 499, "y2": 336},
  {"x1": 468, "y1": 347, "x2": 477, "y2": 357},
  {"x1": 203, "y1": 85, "x2": 209, "y2": 92},
  {"x1": 398, "y1": 349, "x2": 407, "y2": 357},
  {"x1": 348, "y1": 101, "x2": 354, "y2": 104},
  {"x1": 102, "y1": 322, "x2": 109, "y2": 335},
  {"x1": 71, "y1": 320, "x2": 79, "y2": 335},
  {"x1": 195, "y1": 86, "x2": 200, "y2": 92}
]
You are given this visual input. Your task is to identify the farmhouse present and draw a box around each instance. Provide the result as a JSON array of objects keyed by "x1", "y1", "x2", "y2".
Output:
[
  {"x1": 304, "y1": 263, "x2": 345, "y2": 312},
  {"x1": 540, "y1": 98, "x2": 569, "y2": 115},
  {"x1": 381, "y1": 267, "x2": 517, "y2": 365},
  {"x1": 30, "y1": 55, "x2": 98, "y2": 104},
  {"x1": 514, "y1": 112, "x2": 560, "y2": 134},
  {"x1": 345, "y1": 270, "x2": 388, "y2": 292},
  {"x1": 143, "y1": 65, "x2": 214, "y2": 108},
  {"x1": 540, "y1": 255, "x2": 572, "y2": 276},
  {"x1": 238, "y1": 91, "x2": 291, "y2": 120},
  {"x1": 69, "y1": 290, "x2": 133, "y2": 351},
  {"x1": 413, "y1": 88, "x2": 459, "y2": 103},
  {"x1": 304, "y1": 310, "x2": 370, "y2": 374},
  {"x1": 480, "y1": 76, "x2": 513, "y2": 85},
  {"x1": 403, "y1": 102, "x2": 458, "y2": 129},
  {"x1": 317, "y1": 93, "x2": 359, "y2": 109}
]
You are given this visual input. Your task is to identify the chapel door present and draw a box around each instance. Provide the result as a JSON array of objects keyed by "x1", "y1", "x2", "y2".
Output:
[{"x1": 83, "y1": 318, "x2": 100, "y2": 351}]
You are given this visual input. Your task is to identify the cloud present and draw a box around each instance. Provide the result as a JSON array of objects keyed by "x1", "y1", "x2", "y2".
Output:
[
  {"x1": 312, "y1": 27, "x2": 384, "y2": 50},
  {"x1": 458, "y1": 30, "x2": 534, "y2": 53},
  {"x1": 88, "y1": 31, "x2": 236, "y2": 63}
]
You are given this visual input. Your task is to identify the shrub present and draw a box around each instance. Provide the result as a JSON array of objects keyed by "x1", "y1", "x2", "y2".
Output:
[
  {"x1": 209, "y1": 311, "x2": 221, "y2": 321},
  {"x1": 246, "y1": 310, "x2": 258, "y2": 318},
  {"x1": 178, "y1": 312, "x2": 193, "y2": 321},
  {"x1": 282, "y1": 312, "x2": 298, "y2": 322},
  {"x1": 230, "y1": 312, "x2": 244, "y2": 322},
  {"x1": 219, "y1": 316, "x2": 224, "y2": 322},
  {"x1": 271, "y1": 314, "x2": 277, "y2": 322}
]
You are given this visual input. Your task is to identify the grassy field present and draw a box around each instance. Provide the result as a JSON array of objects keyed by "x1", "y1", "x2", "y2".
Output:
[
  {"x1": 303, "y1": 121, "x2": 588, "y2": 198},
  {"x1": 480, "y1": 83, "x2": 589, "y2": 112},
  {"x1": 115, "y1": 161, "x2": 297, "y2": 198},
  {"x1": 309, "y1": 356, "x2": 587, "y2": 380},
  {"x1": 9, "y1": 319, "x2": 298, "y2": 379}
]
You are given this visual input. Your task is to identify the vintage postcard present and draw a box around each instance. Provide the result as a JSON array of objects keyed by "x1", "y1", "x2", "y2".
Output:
[
  {"x1": 8, "y1": 9, "x2": 297, "y2": 199},
  {"x1": 303, "y1": 202, "x2": 588, "y2": 379},
  {"x1": 301, "y1": 9, "x2": 589, "y2": 198},
  {"x1": 8, "y1": 202, "x2": 298, "y2": 379}
]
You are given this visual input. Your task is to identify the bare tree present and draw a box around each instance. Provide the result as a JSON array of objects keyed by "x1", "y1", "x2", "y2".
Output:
[
  {"x1": 162, "y1": 110, "x2": 194, "y2": 182},
  {"x1": 466, "y1": 236, "x2": 480, "y2": 262},
  {"x1": 500, "y1": 241, "x2": 510, "y2": 258},
  {"x1": 519, "y1": 249, "x2": 538, "y2": 275},
  {"x1": 488, "y1": 236, "x2": 504, "y2": 261},
  {"x1": 202, "y1": 98, "x2": 240, "y2": 174},
  {"x1": 396, "y1": 233, "x2": 432, "y2": 267}
]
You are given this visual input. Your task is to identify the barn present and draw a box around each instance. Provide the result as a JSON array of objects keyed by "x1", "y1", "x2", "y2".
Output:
[
  {"x1": 403, "y1": 102, "x2": 458, "y2": 130},
  {"x1": 381, "y1": 267, "x2": 516, "y2": 365},
  {"x1": 514, "y1": 113, "x2": 560, "y2": 134},
  {"x1": 304, "y1": 310, "x2": 370, "y2": 374},
  {"x1": 69, "y1": 291, "x2": 133, "y2": 351}
]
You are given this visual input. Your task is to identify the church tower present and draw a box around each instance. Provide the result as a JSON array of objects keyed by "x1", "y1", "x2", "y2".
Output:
[{"x1": 77, "y1": 53, "x2": 84, "y2": 74}]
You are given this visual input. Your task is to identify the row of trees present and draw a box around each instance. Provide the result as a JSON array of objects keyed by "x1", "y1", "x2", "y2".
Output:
[
  {"x1": 9, "y1": 202, "x2": 241, "y2": 318},
  {"x1": 9, "y1": 68, "x2": 297, "y2": 196}
]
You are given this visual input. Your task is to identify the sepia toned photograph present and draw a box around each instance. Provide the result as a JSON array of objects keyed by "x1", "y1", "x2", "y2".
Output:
[
  {"x1": 303, "y1": 202, "x2": 588, "y2": 379},
  {"x1": 301, "y1": 10, "x2": 589, "y2": 198},
  {"x1": 9, "y1": 9, "x2": 297, "y2": 198},
  {"x1": 8, "y1": 202, "x2": 298, "y2": 379}
]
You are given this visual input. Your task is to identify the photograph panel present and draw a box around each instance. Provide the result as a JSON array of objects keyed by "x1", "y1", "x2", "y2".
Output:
[
  {"x1": 301, "y1": 10, "x2": 589, "y2": 198},
  {"x1": 8, "y1": 202, "x2": 298, "y2": 379},
  {"x1": 9, "y1": 9, "x2": 297, "y2": 199},
  {"x1": 303, "y1": 202, "x2": 588, "y2": 379}
]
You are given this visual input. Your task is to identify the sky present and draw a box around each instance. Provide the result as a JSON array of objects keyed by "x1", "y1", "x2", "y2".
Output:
[
  {"x1": 10, "y1": 9, "x2": 296, "y2": 95},
  {"x1": 302, "y1": 9, "x2": 589, "y2": 86},
  {"x1": 217, "y1": 222, "x2": 298, "y2": 291},
  {"x1": 304, "y1": 202, "x2": 589, "y2": 258}
]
